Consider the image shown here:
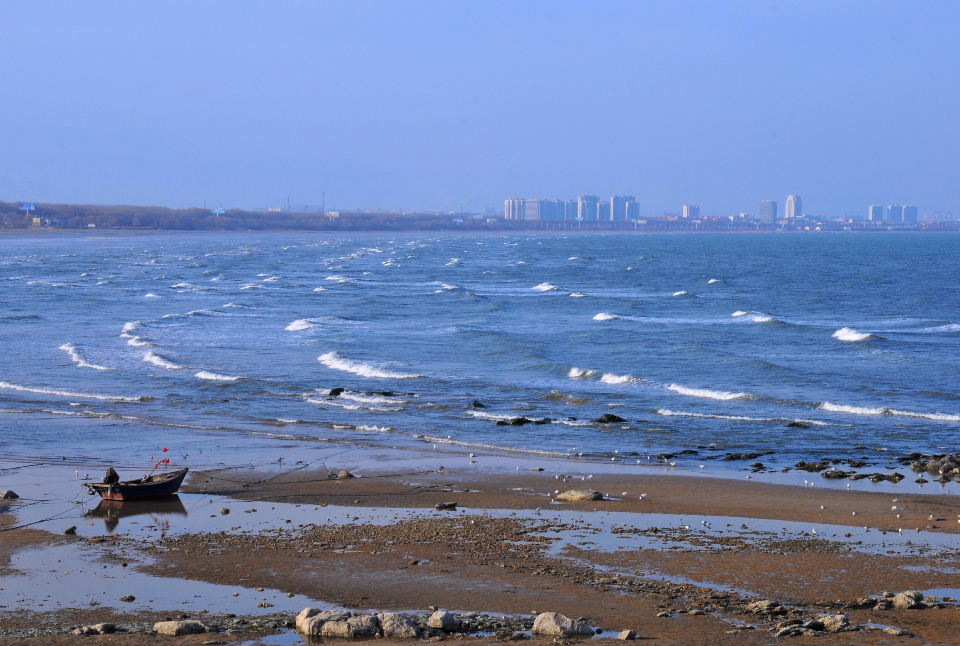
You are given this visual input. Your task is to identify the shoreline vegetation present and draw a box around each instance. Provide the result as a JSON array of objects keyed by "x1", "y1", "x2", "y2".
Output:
[
  {"x1": 2, "y1": 200, "x2": 957, "y2": 233},
  {"x1": 4, "y1": 453, "x2": 960, "y2": 644}
]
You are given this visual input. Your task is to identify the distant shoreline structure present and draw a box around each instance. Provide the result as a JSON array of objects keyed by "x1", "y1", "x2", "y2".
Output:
[{"x1": 2, "y1": 199, "x2": 957, "y2": 233}]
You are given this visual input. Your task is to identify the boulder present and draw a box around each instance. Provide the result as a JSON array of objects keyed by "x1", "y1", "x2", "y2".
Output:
[
  {"x1": 336, "y1": 470, "x2": 355, "y2": 480},
  {"x1": 379, "y1": 613, "x2": 421, "y2": 638},
  {"x1": 892, "y1": 590, "x2": 925, "y2": 609},
  {"x1": 819, "y1": 614, "x2": 849, "y2": 633},
  {"x1": 0, "y1": 490, "x2": 19, "y2": 500},
  {"x1": 320, "y1": 615, "x2": 381, "y2": 639},
  {"x1": 427, "y1": 610, "x2": 461, "y2": 632},
  {"x1": 298, "y1": 610, "x2": 353, "y2": 636},
  {"x1": 593, "y1": 413, "x2": 626, "y2": 424},
  {"x1": 328, "y1": 387, "x2": 345, "y2": 397},
  {"x1": 617, "y1": 629, "x2": 636, "y2": 640},
  {"x1": 555, "y1": 489, "x2": 603, "y2": 503},
  {"x1": 153, "y1": 620, "x2": 208, "y2": 636},
  {"x1": 531, "y1": 612, "x2": 593, "y2": 637},
  {"x1": 745, "y1": 600, "x2": 784, "y2": 614},
  {"x1": 91, "y1": 623, "x2": 115, "y2": 634}
]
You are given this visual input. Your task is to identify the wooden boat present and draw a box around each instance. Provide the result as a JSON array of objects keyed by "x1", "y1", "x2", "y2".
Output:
[{"x1": 85, "y1": 468, "x2": 188, "y2": 501}]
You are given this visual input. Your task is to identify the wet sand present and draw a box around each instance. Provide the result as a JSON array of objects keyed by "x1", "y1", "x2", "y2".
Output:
[{"x1": 3, "y1": 463, "x2": 960, "y2": 644}]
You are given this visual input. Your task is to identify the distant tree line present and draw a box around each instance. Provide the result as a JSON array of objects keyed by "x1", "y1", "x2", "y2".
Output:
[{"x1": 0, "y1": 201, "x2": 500, "y2": 231}]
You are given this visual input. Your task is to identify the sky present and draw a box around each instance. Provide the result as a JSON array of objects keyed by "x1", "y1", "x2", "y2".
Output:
[{"x1": 1, "y1": 1, "x2": 958, "y2": 217}]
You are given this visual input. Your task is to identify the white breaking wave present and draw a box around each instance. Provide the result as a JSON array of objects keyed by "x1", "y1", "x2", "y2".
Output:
[
  {"x1": 324, "y1": 275, "x2": 350, "y2": 283},
  {"x1": 304, "y1": 396, "x2": 401, "y2": 412},
  {"x1": 161, "y1": 309, "x2": 211, "y2": 320},
  {"x1": 143, "y1": 351, "x2": 185, "y2": 370},
  {"x1": 567, "y1": 367, "x2": 599, "y2": 379},
  {"x1": 417, "y1": 434, "x2": 569, "y2": 457},
  {"x1": 195, "y1": 370, "x2": 241, "y2": 382},
  {"x1": 445, "y1": 258, "x2": 462, "y2": 266},
  {"x1": 240, "y1": 283, "x2": 262, "y2": 290},
  {"x1": 143, "y1": 292, "x2": 161, "y2": 299},
  {"x1": 0, "y1": 381, "x2": 147, "y2": 402},
  {"x1": 655, "y1": 409, "x2": 829, "y2": 426},
  {"x1": 569, "y1": 292, "x2": 587, "y2": 298},
  {"x1": 59, "y1": 343, "x2": 109, "y2": 371},
  {"x1": 832, "y1": 327, "x2": 875, "y2": 342},
  {"x1": 600, "y1": 372, "x2": 640, "y2": 385},
  {"x1": 532, "y1": 282, "x2": 559, "y2": 292},
  {"x1": 593, "y1": 312, "x2": 619, "y2": 321},
  {"x1": 126, "y1": 336, "x2": 154, "y2": 348},
  {"x1": 285, "y1": 318, "x2": 315, "y2": 332},
  {"x1": 819, "y1": 401, "x2": 960, "y2": 422},
  {"x1": 672, "y1": 290, "x2": 689, "y2": 297},
  {"x1": 120, "y1": 321, "x2": 140, "y2": 337},
  {"x1": 317, "y1": 351, "x2": 421, "y2": 379},
  {"x1": 707, "y1": 278, "x2": 721, "y2": 284},
  {"x1": 339, "y1": 392, "x2": 410, "y2": 406},
  {"x1": 667, "y1": 383, "x2": 753, "y2": 401},
  {"x1": 466, "y1": 410, "x2": 516, "y2": 421},
  {"x1": 917, "y1": 322, "x2": 960, "y2": 333}
]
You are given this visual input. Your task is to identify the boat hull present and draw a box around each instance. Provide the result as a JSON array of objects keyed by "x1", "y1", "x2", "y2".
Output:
[{"x1": 86, "y1": 468, "x2": 188, "y2": 501}]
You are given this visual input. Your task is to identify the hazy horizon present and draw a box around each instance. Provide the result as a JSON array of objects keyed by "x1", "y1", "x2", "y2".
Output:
[{"x1": 2, "y1": 1, "x2": 958, "y2": 216}]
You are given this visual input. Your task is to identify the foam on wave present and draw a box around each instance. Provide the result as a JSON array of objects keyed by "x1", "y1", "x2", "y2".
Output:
[
  {"x1": 593, "y1": 312, "x2": 619, "y2": 321},
  {"x1": 143, "y1": 351, "x2": 186, "y2": 370},
  {"x1": 126, "y1": 336, "x2": 154, "y2": 348},
  {"x1": 285, "y1": 319, "x2": 315, "y2": 332},
  {"x1": 417, "y1": 434, "x2": 569, "y2": 457},
  {"x1": 195, "y1": 370, "x2": 241, "y2": 382},
  {"x1": 832, "y1": 327, "x2": 876, "y2": 342},
  {"x1": 161, "y1": 309, "x2": 211, "y2": 320},
  {"x1": 667, "y1": 383, "x2": 753, "y2": 401},
  {"x1": 819, "y1": 401, "x2": 960, "y2": 422},
  {"x1": 532, "y1": 282, "x2": 560, "y2": 292},
  {"x1": 0, "y1": 381, "x2": 148, "y2": 402},
  {"x1": 655, "y1": 408, "x2": 828, "y2": 426},
  {"x1": 59, "y1": 343, "x2": 109, "y2": 371},
  {"x1": 672, "y1": 290, "x2": 689, "y2": 297},
  {"x1": 567, "y1": 367, "x2": 599, "y2": 379},
  {"x1": 318, "y1": 351, "x2": 421, "y2": 379},
  {"x1": 601, "y1": 372, "x2": 639, "y2": 385}
]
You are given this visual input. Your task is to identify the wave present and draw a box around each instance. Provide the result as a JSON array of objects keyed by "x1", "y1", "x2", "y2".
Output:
[
  {"x1": 567, "y1": 367, "x2": 599, "y2": 379},
  {"x1": 120, "y1": 321, "x2": 140, "y2": 337},
  {"x1": 195, "y1": 370, "x2": 241, "y2": 382},
  {"x1": 593, "y1": 312, "x2": 619, "y2": 321},
  {"x1": 532, "y1": 282, "x2": 559, "y2": 292},
  {"x1": 126, "y1": 336, "x2": 154, "y2": 348},
  {"x1": 416, "y1": 434, "x2": 570, "y2": 457},
  {"x1": 312, "y1": 287, "x2": 327, "y2": 292},
  {"x1": 303, "y1": 396, "x2": 401, "y2": 412},
  {"x1": 161, "y1": 309, "x2": 212, "y2": 320},
  {"x1": 143, "y1": 293, "x2": 161, "y2": 299},
  {"x1": 317, "y1": 351, "x2": 421, "y2": 379},
  {"x1": 445, "y1": 258, "x2": 462, "y2": 266},
  {"x1": 707, "y1": 278, "x2": 721, "y2": 284},
  {"x1": 0, "y1": 381, "x2": 148, "y2": 402},
  {"x1": 667, "y1": 383, "x2": 753, "y2": 401},
  {"x1": 600, "y1": 372, "x2": 640, "y2": 385},
  {"x1": 466, "y1": 410, "x2": 516, "y2": 421},
  {"x1": 0, "y1": 313, "x2": 40, "y2": 321},
  {"x1": 285, "y1": 318, "x2": 315, "y2": 332},
  {"x1": 731, "y1": 311, "x2": 778, "y2": 324},
  {"x1": 569, "y1": 292, "x2": 587, "y2": 298},
  {"x1": 832, "y1": 327, "x2": 878, "y2": 342},
  {"x1": 58, "y1": 343, "x2": 109, "y2": 371},
  {"x1": 655, "y1": 409, "x2": 829, "y2": 426},
  {"x1": 143, "y1": 351, "x2": 186, "y2": 370},
  {"x1": 338, "y1": 392, "x2": 410, "y2": 406},
  {"x1": 819, "y1": 401, "x2": 960, "y2": 422},
  {"x1": 332, "y1": 424, "x2": 394, "y2": 432},
  {"x1": 672, "y1": 290, "x2": 690, "y2": 297},
  {"x1": 324, "y1": 275, "x2": 350, "y2": 283},
  {"x1": 240, "y1": 283, "x2": 262, "y2": 290},
  {"x1": 915, "y1": 322, "x2": 960, "y2": 334}
]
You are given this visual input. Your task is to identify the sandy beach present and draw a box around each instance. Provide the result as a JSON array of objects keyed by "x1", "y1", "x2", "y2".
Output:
[{"x1": 3, "y1": 455, "x2": 960, "y2": 645}]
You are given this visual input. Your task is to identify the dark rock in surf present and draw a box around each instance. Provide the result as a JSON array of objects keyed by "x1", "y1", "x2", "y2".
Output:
[{"x1": 328, "y1": 387, "x2": 345, "y2": 397}]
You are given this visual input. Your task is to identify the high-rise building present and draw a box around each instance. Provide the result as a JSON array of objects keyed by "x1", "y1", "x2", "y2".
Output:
[
  {"x1": 504, "y1": 199, "x2": 524, "y2": 220},
  {"x1": 626, "y1": 201, "x2": 640, "y2": 220},
  {"x1": 682, "y1": 204, "x2": 700, "y2": 219},
  {"x1": 902, "y1": 204, "x2": 918, "y2": 225},
  {"x1": 564, "y1": 200, "x2": 578, "y2": 220},
  {"x1": 610, "y1": 195, "x2": 635, "y2": 221},
  {"x1": 596, "y1": 201, "x2": 610, "y2": 221},
  {"x1": 759, "y1": 200, "x2": 778, "y2": 225},
  {"x1": 578, "y1": 195, "x2": 599, "y2": 221},
  {"x1": 868, "y1": 205, "x2": 884, "y2": 222},
  {"x1": 887, "y1": 204, "x2": 904, "y2": 223},
  {"x1": 785, "y1": 195, "x2": 802, "y2": 219}
]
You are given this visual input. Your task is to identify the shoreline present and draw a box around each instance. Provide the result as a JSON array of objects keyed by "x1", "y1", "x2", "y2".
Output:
[{"x1": 4, "y1": 460, "x2": 960, "y2": 644}]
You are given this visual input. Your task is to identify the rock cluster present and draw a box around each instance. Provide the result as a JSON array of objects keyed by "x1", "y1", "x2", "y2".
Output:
[
  {"x1": 908, "y1": 453, "x2": 960, "y2": 481},
  {"x1": 555, "y1": 489, "x2": 603, "y2": 503},
  {"x1": 295, "y1": 608, "x2": 539, "y2": 640}
]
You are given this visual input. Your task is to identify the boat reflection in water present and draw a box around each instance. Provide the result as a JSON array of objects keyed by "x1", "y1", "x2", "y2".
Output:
[{"x1": 85, "y1": 495, "x2": 188, "y2": 533}]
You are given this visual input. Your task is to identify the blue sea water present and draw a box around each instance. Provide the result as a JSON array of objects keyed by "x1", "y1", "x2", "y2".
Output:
[{"x1": 0, "y1": 231, "x2": 957, "y2": 472}]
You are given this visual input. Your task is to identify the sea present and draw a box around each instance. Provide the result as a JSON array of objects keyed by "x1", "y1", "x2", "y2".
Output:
[{"x1": 1, "y1": 231, "x2": 958, "y2": 477}]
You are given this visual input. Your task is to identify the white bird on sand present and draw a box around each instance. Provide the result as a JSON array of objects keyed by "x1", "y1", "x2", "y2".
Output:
[
  {"x1": 820, "y1": 505, "x2": 826, "y2": 510},
  {"x1": 851, "y1": 511, "x2": 858, "y2": 516}
]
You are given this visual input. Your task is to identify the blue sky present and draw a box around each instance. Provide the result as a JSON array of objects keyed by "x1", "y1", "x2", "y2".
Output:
[{"x1": 1, "y1": 1, "x2": 957, "y2": 216}]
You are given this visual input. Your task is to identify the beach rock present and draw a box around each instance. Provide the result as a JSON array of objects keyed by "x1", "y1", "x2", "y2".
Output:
[
  {"x1": 593, "y1": 413, "x2": 626, "y2": 424},
  {"x1": 72, "y1": 624, "x2": 114, "y2": 636},
  {"x1": 617, "y1": 629, "x2": 636, "y2": 640},
  {"x1": 64, "y1": 525, "x2": 77, "y2": 535},
  {"x1": 336, "y1": 470, "x2": 355, "y2": 480},
  {"x1": 153, "y1": 620, "x2": 208, "y2": 636},
  {"x1": 821, "y1": 469, "x2": 854, "y2": 479},
  {"x1": 328, "y1": 387, "x2": 345, "y2": 397},
  {"x1": 0, "y1": 490, "x2": 19, "y2": 500},
  {"x1": 891, "y1": 590, "x2": 925, "y2": 609},
  {"x1": 532, "y1": 612, "x2": 593, "y2": 636},
  {"x1": 469, "y1": 400, "x2": 486, "y2": 409},
  {"x1": 320, "y1": 615, "x2": 381, "y2": 639},
  {"x1": 795, "y1": 461, "x2": 830, "y2": 472},
  {"x1": 745, "y1": 600, "x2": 784, "y2": 615},
  {"x1": 555, "y1": 489, "x2": 603, "y2": 503},
  {"x1": 298, "y1": 610, "x2": 353, "y2": 636},
  {"x1": 119, "y1": 595, "x2": 135, "y2": 602},
  {"x1": 427, "y1": 610, "x2": 461, "y2": 632},
  {"x1": 819, "y1": 614, "x2": 849, "y2": 633},
  {"x1": 379, "y1": 613, "x2": 421, "y2": 638},
  {"x1": 435, "y1": 501, "x2": 458, "y2": 510}
]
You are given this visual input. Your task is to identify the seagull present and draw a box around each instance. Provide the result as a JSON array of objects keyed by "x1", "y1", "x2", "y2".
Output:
[
  {"x1": 820, "y1": 505, "x2": 827, "y2": 510},
  {"x1": 851, "y1": 511, "x2": 858, "y2": 516}
]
